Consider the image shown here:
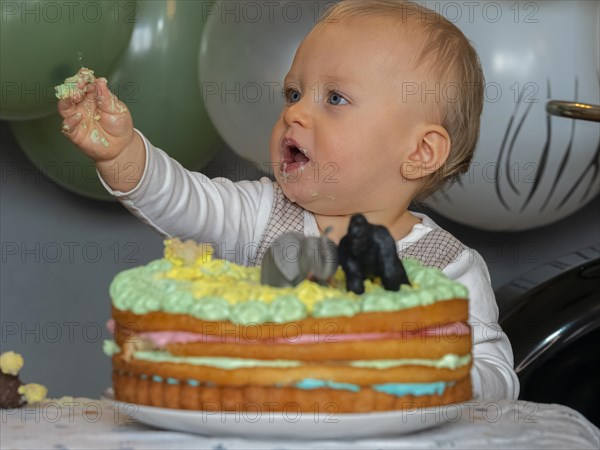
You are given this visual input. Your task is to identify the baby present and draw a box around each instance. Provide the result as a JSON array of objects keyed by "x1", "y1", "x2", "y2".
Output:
[{"x1": 58, "y1": 0, "x2": 519, "y2": 401}]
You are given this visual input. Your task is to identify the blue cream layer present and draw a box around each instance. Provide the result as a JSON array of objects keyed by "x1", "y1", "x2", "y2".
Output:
[
  {"x1": 114, "y1": 369, "x2": 451, "y2": 397},
  {"x1": 295, "y1": 378, "x2": 449, "y2": 396}
]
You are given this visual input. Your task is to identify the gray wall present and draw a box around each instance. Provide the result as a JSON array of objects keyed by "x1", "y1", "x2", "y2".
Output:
[{"x1": 1, "y1": 119, "x2": 599, "y2": 398}]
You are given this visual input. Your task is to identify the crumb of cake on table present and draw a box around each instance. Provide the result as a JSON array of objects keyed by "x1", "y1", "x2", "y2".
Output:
[
  {"x1": 0, "y1": 351, "x2": 48, "y2": 408},
  {"x1": 18, "y1": 383, "x2": 47, "y2": 404},
  {"x1": 35, "y1": 396, "x2": 111, "y2": 410}
]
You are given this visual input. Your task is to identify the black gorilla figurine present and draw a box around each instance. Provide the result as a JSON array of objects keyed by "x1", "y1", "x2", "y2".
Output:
[{"x1": 338, "y1": 214, "x2": 410, "y2": 294}]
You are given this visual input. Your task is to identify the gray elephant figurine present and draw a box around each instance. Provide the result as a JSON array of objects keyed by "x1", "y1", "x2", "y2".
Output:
[{"x1": 261, "y1": 232, "x2": 339, "y2": 287}]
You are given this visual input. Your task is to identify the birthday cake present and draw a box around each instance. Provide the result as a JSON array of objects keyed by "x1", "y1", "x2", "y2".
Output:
[{"x1": 105, "y1": 222, "x2": 472, "y2": 413}]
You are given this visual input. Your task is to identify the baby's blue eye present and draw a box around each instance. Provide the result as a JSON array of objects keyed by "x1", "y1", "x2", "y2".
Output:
[
  {"x1": 328, "y1": 92, "x2": 348, "y2": 106},
  {"x1": 284, "y1": 88, "x2": 301, "y2": 103}
]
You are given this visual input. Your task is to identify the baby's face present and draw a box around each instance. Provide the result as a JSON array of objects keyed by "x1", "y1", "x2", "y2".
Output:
[{"x1": 270, "y1": 16, "x2": 428, "y2": 216}]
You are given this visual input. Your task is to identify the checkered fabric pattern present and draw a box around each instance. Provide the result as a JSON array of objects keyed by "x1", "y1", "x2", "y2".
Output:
[
  {"x1": 398, "y1": 228, "x2": 465, "y2": 270},
  {"x1": 252, "y1": 182, "x2": 305, "y2": 266},
  {"x1": 252, "y1": 183, "x2": 464, "y2": 271}
]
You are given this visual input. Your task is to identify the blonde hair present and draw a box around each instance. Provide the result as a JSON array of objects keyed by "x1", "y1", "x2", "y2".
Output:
[{"x1": 316, "y1": 0, "x2": 485, "y2": 199}]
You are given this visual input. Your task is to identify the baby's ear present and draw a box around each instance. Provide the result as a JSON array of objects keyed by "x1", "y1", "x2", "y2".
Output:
[{"x1": 400, "y1": 125, "x2": 450, "y2": 180}]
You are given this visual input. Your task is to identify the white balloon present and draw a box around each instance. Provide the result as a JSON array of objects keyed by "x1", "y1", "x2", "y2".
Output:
[
  {"x1": 199, "y1": 1, "x2": 325, "y2": 165},
  {"x1": 424, "y1": 0, "x2": 600, "y2": 231}
]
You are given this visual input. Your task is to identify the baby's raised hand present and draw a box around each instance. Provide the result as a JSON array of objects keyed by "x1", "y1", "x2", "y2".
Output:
[{"x1": 57, "y1": 68, "x2": 135, "y2": 163}]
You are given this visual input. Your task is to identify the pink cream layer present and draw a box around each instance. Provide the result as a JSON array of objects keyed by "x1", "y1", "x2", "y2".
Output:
[{"x1": 108, "y1": 319, "x2": 469, "y2": 346}]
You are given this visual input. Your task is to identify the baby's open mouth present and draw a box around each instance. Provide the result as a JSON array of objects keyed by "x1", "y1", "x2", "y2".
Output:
[{"x1": 280, "y1": 138, "x2": 310, "y2": 174}]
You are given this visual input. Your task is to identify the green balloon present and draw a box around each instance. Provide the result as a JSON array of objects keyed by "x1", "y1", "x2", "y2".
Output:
[
  {"x1": 0, "y1": 0, "x2": 135, "y2": 120},
  {"x1": 10, "y1": 114, "x2": 114, "y2": 201},
  {"x1": 107, "y1": 0, "x2": 221, "y2": 169}
]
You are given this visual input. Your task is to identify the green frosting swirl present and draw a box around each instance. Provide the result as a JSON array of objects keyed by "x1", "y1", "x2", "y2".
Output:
[
  {"x1": 230, "y1": 300, "x2": 270, "y2": 325},
  {"x1": 312, "y1": 297, "x2": 361, "y2": 317},
  {"x1": 188, "y1": 297, "x2": 230, "y2": 321},
  {"x1": 269, "y1": 296, "x2": 307, "y2": 323}
]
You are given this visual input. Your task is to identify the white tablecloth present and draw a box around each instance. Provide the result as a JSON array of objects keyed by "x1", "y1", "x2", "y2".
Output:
[{"x1": 1, "y1": 398, "x2": 598, "y2": 449}]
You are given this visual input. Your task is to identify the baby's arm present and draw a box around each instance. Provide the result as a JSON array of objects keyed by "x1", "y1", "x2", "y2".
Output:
[
  {"x1": 57, "y1": 70, "x2": 274, "y2": 261},
  {"x1": 98, "y1": 132, "x2": 275, "y2": 265},
  {"x1": 445, "y1": 250, "x2": 520, "y2": 401},
  {"x1": 57, "y1": 68, "x2": 145, "y2": 192}
]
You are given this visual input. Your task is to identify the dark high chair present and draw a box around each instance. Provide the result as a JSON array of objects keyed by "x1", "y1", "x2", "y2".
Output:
[{"x1": 496, "y1": 245, "x2": 600, "y2": 427}]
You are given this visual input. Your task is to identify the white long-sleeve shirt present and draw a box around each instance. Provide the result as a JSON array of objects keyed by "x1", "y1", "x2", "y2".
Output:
[{"x1": 99, "y1": 130, "x2": 520, "y2": 401}]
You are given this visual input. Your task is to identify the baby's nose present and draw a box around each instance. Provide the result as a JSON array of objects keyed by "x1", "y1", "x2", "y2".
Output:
[{"x1": 283, "y1": 98, "x2": 312, "y2": 128}]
